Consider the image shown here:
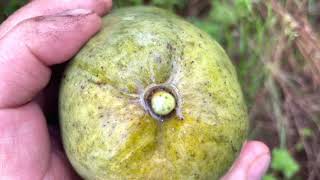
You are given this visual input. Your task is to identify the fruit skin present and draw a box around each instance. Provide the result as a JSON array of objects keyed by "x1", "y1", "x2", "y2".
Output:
[{"x1": 59, "y1": 6, "x2": 248, "y2": 180}]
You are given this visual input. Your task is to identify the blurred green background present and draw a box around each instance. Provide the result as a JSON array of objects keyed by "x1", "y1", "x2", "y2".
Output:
[{"x1": 1, "y1": 0, "x2": 320, "y2": 179}]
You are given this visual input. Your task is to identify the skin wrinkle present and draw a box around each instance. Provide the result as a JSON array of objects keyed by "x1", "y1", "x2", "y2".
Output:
[
  {"x1": 246, "y1": 153, "x2": 270, "y2": 179},
  {"x1": 221, "y1": 141, "x2": 270, "y2": 180},
  {"x1": 0, "y1": 13, "x2": 102, "y2": 108},
  {"x1": 3, "y1": 42, "x2": 49, "y2": 107},
  {"x1": 21, "y1": 14, "x2": 95, "y2": 65},
  {"x1": 0, "y1": 0, "x2": 112, "y2": 38},
  {"x1": 0, "y1": 134, "x2": 18, "y2": 173},
  {"x1": 0, "y1": 41, "x2": 50, "y2": 108},
  {"x1": 42, "y1": 152, "x2": 56, "y2": 180},
  {"x1": 0, "y1": 103, "x2": 50, "y2": 180}
]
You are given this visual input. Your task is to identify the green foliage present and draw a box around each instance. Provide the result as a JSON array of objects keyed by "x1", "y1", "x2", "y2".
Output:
[
  {"x1": 271, "y1": 148, "x2": 300, "y2": 179},
  {"x1": 263, "y1": 174, "x2": 277, "y2": 180},
  {"x1": 0, "y1": 0, "x2": 27, "y2": 22},
  {"x1": 114, "y1": 0, "x2": 144, "y2": 7},
  {"x1": 295, "y1": 128, "x2": 313, "y2": 152},
  {"x1": 190, "y1": 0, "x2": 272, "y2": 106},
  {"x1": 151, "y1": 0, "x2": 186, "y2": 9},
  {"x1": 301, "y1": 128, "x2": 313, "y2": 138},
  {"x1": 114, "y1": 0, "x2": 186, "y2": 10}
]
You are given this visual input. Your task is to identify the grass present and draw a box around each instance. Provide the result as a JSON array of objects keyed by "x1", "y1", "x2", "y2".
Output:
[{"x1": 1, "y1": 0, "x2": 320, "y2": 179}]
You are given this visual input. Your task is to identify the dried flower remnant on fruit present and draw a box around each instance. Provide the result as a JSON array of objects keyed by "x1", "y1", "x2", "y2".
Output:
[
  {"x1": 141, "y1": 84, "x2": 183, "y2": 121},
  {"x1": 151, "y1": 90, "x2": 176, "y2": 116}
]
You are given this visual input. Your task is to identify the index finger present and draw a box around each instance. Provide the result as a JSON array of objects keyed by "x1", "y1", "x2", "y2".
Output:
[
  {"x1": 0, "y1": 0, "x2": 112, "y2": 38},
  {"x1": 0, "y1": 9, "x2": 103, "y2": 108}
]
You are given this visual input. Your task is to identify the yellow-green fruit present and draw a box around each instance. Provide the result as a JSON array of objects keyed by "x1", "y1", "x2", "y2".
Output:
[{"x1": 59, "y1": 6, "x2": 248, "y2": 180}]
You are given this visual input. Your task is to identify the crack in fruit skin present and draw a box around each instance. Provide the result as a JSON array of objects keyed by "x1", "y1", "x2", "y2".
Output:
[{"x1": 59, "y1": 6, "x2": 248, "y2": 180}]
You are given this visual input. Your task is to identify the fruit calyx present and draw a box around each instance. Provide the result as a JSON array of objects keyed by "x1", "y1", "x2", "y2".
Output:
[
  {"x1": 151, "y1": 90, "x2": 176, "y2": 116},
  {"x1": 141, "y1": 84, "x2": 183, "y2": 122}
]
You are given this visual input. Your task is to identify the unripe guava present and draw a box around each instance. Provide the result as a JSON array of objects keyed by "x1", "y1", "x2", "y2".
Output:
[{"x1": 59, "y1": 6, "x2": 248, "y2": 180}]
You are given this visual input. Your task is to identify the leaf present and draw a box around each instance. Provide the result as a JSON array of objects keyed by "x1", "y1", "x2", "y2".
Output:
[
  {"x1": 3, "y1": 0, "x2": 27, "y2": 16},
  {"x1": 209, "y1": 1, "x2": 237, "y2": 25},
  {"x1": 263, "y1": 174, "x2": 277, "y2": 180},
  {"x1": 301, "y1": 128, "x2": 313, "y2": 138},
  {"x1": 271, "y1": 148, "x2": 300, "y2": 179},
  {"x1": 236, "y1": 0, "x2": 252, "y2": 11}
]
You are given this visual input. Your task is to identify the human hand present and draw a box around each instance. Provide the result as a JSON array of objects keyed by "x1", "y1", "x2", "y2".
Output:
[
  {"x1": 0, "y1": 1, "x2": 270, "y2": 179},
  {"x1": 222, "y1": 141, "x2": 271, "y2": 180},
  {"x1": 0, "y1": 0, "x2": 112, "y2": 179}
]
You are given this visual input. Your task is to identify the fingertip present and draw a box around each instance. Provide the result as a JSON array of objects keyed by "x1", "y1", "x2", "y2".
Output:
[
  {"x1": 103, "y1": 0, "x2": 113, "y2": 15},
  {"x1": 243, "y1": 141, "x2": 270, "y2": 157},
  {"x1": 0, "y1": 10, "x2": 103, "y2": 108},
  {"x1": 247, "y1": 153, "x2": 271, "y2": 180},
  {"x1": 0, "y1": 0, "x2": 112, "y2": 38},
  {"x1": 74, "y1": 0, "x2": 113, "y2": 16},
  {"x1": 244, "y1": 141, "x2": 271, "y2": 179},
  {"x1": 21, "y1": 11, "x2": 102, "y2": 64},
  {"x1": 222, "y1": 141, "x2": 271, "y2": 180}
]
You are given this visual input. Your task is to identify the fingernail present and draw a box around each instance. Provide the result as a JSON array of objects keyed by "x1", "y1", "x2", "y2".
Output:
[
  {"x1": 247, "y1": 154, "x2": 271, "y2": 180},
  {"x1": 59, "y1": 9, "x2": 94, "y2": 16}
]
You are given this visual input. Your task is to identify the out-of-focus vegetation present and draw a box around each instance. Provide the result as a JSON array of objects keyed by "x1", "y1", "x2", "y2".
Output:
[
  {"x1": 0, "y1": 0, "x2": 27, "y2": 22},
  {"x1": 1, "y1": 0, "x2": 320, "y2": 179}
]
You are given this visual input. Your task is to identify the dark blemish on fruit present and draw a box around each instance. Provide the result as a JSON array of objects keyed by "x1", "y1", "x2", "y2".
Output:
[
  {"x1": 190, "y1": 152, "x2": 195, "y2": 158},
  {"x1": 202, "y1": 153, "x2": 208, "y2": 160},
  {"x1": 166, "y1": 43, "x2": 174, "y2": 51},
  {"x1": 194, "y1": 173, "x2": 200, "y2": 179},
  {"x1": 88, "y1": 79, "x2": 105, "y2": 87},
  {"x1": 231, "y1": 143, "x2": 237, "y2": 153}
]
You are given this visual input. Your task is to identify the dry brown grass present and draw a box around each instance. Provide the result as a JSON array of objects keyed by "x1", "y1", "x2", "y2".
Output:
[{"x1": 249, "y1": 1, "x2": 320, "y2": 179}]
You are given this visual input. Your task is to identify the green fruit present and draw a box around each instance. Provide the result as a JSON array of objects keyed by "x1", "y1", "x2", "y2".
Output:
[{"x1": 59, "y1": 6, "x2": 248, "y2": 180}]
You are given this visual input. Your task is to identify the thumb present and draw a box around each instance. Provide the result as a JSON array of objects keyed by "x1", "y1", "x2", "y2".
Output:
[{"x1": 222, "y1": 141, "x2": 271, "y2": 180}]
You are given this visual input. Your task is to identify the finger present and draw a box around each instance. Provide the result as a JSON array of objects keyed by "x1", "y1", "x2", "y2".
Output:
[
  {"x1": 43, "y1": 151, "x2": 82, "y2": 180},
  {"x1": 0, "y1": 0, "x2": 112, "y2": 38},
  {"x1": 0, "y1": 9, "x2": 101, "y2": 108},
  {"x1": 0, "y1": 103, "x2": 50, "y2": 179},
  {"x1": 43, "y1": 124, "x2": 82, "y2": 180},
  {"x1": 221, "y1": 141, "x2": 271, "y2": 180}
]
